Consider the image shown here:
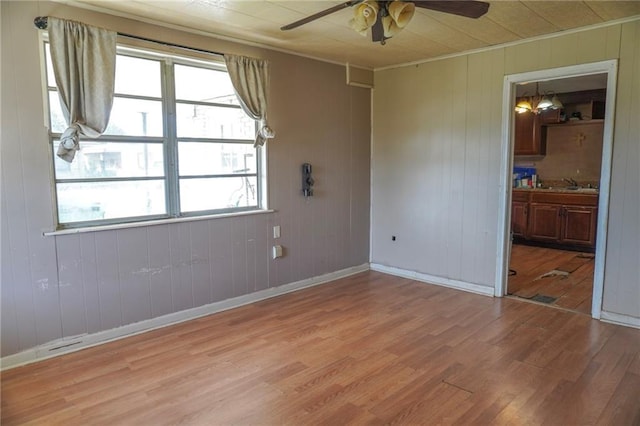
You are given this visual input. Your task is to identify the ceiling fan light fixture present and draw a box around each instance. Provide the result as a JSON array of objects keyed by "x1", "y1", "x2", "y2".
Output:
[
  {"x1": 382, "y1": 15, "x2": 400, "y2": 38},
  {"x1": 348, "y1": 1, "x2": 379, "y2": 35},
  {"x1": 388, "y1": 1, "x2": 415, "y2": 28}
]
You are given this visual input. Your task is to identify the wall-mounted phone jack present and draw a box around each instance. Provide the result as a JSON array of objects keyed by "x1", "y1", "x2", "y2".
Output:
[{"x1": 302, "y1": 163, "x2": 314, "y2": 197}]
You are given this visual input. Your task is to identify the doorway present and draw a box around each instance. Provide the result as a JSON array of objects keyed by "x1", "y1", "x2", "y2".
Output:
[{"x1": 495, "y1": 60, "x2": 618, "y2": 319}]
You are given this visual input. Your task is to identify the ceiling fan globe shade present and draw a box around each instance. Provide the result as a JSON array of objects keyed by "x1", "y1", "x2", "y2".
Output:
[
  {"x1": 388, "y1": 1, "x2": 415, "y2": 28},
  {"x1": 382, "y1": 15, "x2": 400, "y2": 38},
  {"x1": 349, "y1": 1, "x2": 379, "y2": 35}
]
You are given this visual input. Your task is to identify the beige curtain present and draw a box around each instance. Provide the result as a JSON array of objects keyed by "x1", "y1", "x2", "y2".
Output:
[
  {"x1": 49, "y1": 17, "x2": 117, "y2": 162},
  {"x1": 224, "y1": 54, "x2": 274, "y2": 147}
]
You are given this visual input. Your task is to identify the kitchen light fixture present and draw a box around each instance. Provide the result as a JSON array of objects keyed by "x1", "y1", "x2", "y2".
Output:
[{"x1": 515, "y1": 82, "x2": 563, "y2": 114}]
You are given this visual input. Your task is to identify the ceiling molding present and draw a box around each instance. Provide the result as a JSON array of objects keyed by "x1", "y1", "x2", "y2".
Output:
[
  {"x1": 375, "y1": 14, "x2": 640, "y2": 72},
  {"x1": 54, "y1": 0, "x2": 370, "y2": 69}
]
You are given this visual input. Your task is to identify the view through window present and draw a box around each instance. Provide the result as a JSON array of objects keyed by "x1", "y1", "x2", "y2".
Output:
[{"x1": 44, "y1": 44, "x2": 260, "y2": 228}]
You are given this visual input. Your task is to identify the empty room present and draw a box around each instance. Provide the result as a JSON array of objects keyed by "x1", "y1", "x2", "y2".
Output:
[{"x1": 2, "y1": 1, "x2": 639, "y2": 424}]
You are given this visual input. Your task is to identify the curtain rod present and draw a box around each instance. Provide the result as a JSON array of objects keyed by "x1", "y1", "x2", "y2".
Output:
[{"x1": 33, "y1": 16, "x2": 225, "y2": 57}]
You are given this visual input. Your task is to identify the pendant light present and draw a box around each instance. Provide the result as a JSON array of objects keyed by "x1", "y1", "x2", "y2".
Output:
[{"x1": 515, "y1": 82, "x2": 562, "y2": 114}]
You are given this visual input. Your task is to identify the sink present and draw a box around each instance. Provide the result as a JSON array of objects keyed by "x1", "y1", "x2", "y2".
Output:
[
  {"x1": 565, "y1": 186, "x2": 598, "y2": 192},
  {"x1": 540, "y1": 186, "x2": 599, "y2": 193}
]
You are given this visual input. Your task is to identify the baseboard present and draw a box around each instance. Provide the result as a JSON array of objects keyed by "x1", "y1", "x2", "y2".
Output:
[
  {"x1": 370, "y1": 263, "x2": 495, "y2": 297},
  {"x1": 600, "y1": 311, "x2": 640, "y2": 329},
  {"x1": 1, "y1": 263, "x2": 370, "y2": 371}
]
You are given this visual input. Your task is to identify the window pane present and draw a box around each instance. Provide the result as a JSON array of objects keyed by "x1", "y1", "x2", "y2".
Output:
[
  {"x1": 104, "y1": 97, "x2": 163, "y2": 136},
  {"x1": 45, "y1": 44, "x2": 56, "y2": 87},
  {"x1": 176, "y1": 103, "x2": 254, "y2": 139},
  {"x1": 115, "y1": 55, "x2": 161, "y2": 97},
  {"x1": 174, "y1": 64, "x2": 239, "y2": 105},
  {"x1": 180, "y1": 176, "x2": 257, "y2": 212},
  {"x1": 178, "y1": 142, "x2": 256, "y2": 176},
  {"x1": 49, "y1": 90, "x2": 66, "y2": 133},
  {"x1": 57, "y1": 180, "x2": 166, "y2": 223},
  {"x1": 53, "y1": 141, "x2": 164, "y2": 179}
]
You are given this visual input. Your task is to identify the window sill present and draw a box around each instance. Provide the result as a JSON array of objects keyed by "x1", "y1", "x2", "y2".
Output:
[{"x1": 43, "y1": 209, "x2": 276, "y2": 237}]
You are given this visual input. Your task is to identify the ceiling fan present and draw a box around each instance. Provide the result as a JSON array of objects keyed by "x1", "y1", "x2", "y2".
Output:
[{"x1": 281, "y1": 1, "x2": 490, "y2": 45}]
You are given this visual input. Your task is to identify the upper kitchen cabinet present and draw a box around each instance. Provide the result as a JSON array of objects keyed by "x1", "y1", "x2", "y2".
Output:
[
  {"x1": 558, "y1": 89, "x2": 606, "y2": 121},
  {"x1": 514, "y1": 109, "x2": 546, "y2": 156}
]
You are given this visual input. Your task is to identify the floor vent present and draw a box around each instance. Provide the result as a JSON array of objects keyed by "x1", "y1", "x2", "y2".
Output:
[{"x1": 530, "y1": 294, "x2": 557, "y2": 304}]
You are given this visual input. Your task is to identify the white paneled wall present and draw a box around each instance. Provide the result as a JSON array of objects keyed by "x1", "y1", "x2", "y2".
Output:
[{"x1": 372, "y1": 20, "x2": 640, "y2": 320}]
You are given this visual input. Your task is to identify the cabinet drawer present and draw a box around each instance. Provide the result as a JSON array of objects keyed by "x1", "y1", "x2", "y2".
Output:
[
  {"x1": 512, "y1": 191, "x2": 529, "y2": 202},
  {"x1": 530, "y1": 192, "x2": 598, "y2": 206}
]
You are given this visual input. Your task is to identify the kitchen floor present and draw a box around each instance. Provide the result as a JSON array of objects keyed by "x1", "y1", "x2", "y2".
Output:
[{"x1": 508, "y1": 244, "x2": 594, "y2": 315}]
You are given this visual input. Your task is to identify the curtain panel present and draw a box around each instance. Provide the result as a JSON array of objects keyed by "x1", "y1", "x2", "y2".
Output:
[
  {"x1": 224, "y1": 54, "x2": 274, "y2": 147},
  {"x1": 49, "y1": 17, "x2": 117, "y2": 162}
]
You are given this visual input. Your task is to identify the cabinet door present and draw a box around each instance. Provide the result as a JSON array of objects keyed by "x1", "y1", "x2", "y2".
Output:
[
  {"x1": 561, "y1": 206, "x2": 597, "y2": 247},
  {"x1": 540, "y1": 108, "x2": 562, "y2": 124},
  {"x1": 514, "y1": 111, "x2": 545, "y2": 155},
  {"x1": 528, "y1": 203, "x2": 562, "y2": 242},
  {"x1": 511, "y1": 201, "x2": 528, "y2": 238}
]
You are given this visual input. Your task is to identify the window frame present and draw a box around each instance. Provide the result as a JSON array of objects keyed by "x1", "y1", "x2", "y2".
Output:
[{"x1": 42, "y1": 39, "x2": 265, "y2": 231}]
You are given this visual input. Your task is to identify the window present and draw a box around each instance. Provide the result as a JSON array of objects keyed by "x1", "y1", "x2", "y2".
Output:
[{"x1": 44, "y1": 43, "x2": 262, "y2": 229}]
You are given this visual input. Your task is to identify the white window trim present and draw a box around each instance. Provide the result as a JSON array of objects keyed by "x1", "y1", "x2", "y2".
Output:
[{"x1": 43, "y1": 208, "x2": 275, "y2": 236}]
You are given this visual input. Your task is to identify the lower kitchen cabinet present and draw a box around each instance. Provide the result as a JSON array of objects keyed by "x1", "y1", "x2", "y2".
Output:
[
  {"x1": 511, "y1": 191, "x2": 530, "y2": 238},
  {"x1": 528, "y1": 203, "x2": 562, "y2": 242},
  {"x1": 562, "y1": 206, "x2": 598, "y2": 247},
  {"x1": 511, "y1": 201, "x2": 529, "y2": 238},
  {"x1": 512, "y1": 190, "x2": 598, "y2": 250}
]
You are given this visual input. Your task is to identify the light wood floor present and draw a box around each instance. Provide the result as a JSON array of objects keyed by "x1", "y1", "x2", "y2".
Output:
[
  {"x1": 2, "y1": 271, "x2": 639, "y2": 425},
  {"x1": 509, "y1": 244, "x2": 595, "y2": 315}
]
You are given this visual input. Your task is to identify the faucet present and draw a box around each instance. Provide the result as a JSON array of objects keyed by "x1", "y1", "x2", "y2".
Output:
[{"x1": 563, "y1": 178, "x2": 578, "y2": 187}]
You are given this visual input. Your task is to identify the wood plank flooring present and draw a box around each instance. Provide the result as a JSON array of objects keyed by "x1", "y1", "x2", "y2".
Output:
[
  {"x1": 2, "y1": 271, "x2": 640, "y2": 425},
  {"x1": 509, "y1": 244, "x2": 595, "y2": 315}
]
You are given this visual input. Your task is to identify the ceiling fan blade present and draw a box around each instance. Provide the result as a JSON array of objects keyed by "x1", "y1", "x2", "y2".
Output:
[
  {"x1": 281, "y1": 0, "x2": 364, "y2": 31},
  {"x1": 413, "y1": 1, "x2": 490, "y2": 19}
]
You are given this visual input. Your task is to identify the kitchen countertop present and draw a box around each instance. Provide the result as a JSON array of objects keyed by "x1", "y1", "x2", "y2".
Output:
[{"x1": 513, "y1": 187, "x2": 599, "y2": 194}]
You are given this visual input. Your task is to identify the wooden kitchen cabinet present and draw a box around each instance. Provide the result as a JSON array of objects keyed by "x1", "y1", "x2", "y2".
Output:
[
  {"x1": 528, "y1": 203, "x2": 562, "y2": 242},
  {"x1": 511, "y1": 191, "x2": 530, "y2": 238},
  {"x1": 514, "y1": 110, "x2": 546, "y2": 156},
  {"x1": 511, "y1": 201, "x2": 529, "y2": 238},
  {"x1": 512, "y1": 190, "x2": 598, "y2": 250},
  {"x1": 539, "y1": 108, "x2": 562, "y2": 124},
  {"x1": 562, "y1": 206, "x2": 598, "y2": 247}
]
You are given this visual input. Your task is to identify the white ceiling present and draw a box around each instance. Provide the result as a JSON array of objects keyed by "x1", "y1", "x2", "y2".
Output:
[{"x1": 67, "y1": 1, "x2": 640, "y2": 69}]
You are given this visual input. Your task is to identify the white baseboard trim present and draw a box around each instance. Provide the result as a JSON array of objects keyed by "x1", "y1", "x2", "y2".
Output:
[
  {"x1": 370, "y1": 263, "x2": 494, "y2": 297},
  {"x1": 1, "y1": 263, "x2": 370, "y2": 371},
  {"x1": 600, "y1": 311, "x2": 640, "y2": 329}
]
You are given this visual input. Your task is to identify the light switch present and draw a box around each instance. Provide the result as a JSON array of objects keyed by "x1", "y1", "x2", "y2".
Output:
[
  {"x1": 273, "y1": 225, "x2": 281, "y2": 239},
  {"x1": 272, "y1": 245, "x2": 283, "y2": 259}
]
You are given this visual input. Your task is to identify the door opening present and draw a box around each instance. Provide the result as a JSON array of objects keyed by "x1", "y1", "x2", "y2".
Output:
[{"x1": 495, "y1": 60, "x2": 618, "y2": 319}]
